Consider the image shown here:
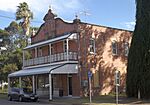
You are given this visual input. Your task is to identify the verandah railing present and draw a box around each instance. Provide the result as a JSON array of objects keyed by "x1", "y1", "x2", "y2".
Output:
[{"x1": 24, "y1": 52, "x2": 77, "y2": 67}]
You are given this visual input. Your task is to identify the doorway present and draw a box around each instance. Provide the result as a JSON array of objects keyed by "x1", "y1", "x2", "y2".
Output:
[{"x1": 68, "y1": 75, "x2": 72, "y2": 96}]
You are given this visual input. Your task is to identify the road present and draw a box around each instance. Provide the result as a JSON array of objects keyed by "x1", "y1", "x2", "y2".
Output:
[{"x1": 0, "y1": 98, "x2": 60, "y2": 105}]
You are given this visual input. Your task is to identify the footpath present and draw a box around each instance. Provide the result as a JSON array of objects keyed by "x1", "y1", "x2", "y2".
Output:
[{"x1": 39, "y1": 96, "x2": 150, "y2": 105}]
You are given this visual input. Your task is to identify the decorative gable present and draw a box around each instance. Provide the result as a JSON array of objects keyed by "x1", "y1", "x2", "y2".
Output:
[
  {"x1": 43, "y1": 9, "x2": 57, "y2": 21},
  {"x1": 31, "y1": 9, "x2": 80, "y2": 44}
]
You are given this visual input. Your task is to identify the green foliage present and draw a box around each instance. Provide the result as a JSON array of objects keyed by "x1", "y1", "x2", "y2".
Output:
[
  {"x1": 0, "y1": 2, "x2": 35, "y2": 83},
  {"x1": 4, "y1": 21, "x2": 25, "y2": 51},
  {"x1": 0, "y1": 48, "x2": 23, "y2": 81},
  {"x1": 5, "y1": 21, "x2": 22, "y2": 35},
  {"x1": 126, "y1": 0, "x2": 150, "y2": 99},
  {"x1": 0, "y1": 24, "x2": 24, "y2": 81},
  {"x1": 16, "y1": 2, "x2": 33, "y2": 37},
  {"x1": 0, "y1": 29, "x2": 10, "y2": 48},
  {"x1": 16, "y1": 2, "x2": 33, "y2": 20}
]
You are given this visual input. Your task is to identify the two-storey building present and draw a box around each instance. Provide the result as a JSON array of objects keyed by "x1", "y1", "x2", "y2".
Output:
[{"x1": 8, "y1": 9, "x2": 132, "y2": 100}]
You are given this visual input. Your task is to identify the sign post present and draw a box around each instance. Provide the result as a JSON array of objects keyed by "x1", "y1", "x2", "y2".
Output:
[
  {"x1": 88, "y1": 71, "x2": 92, "y2": 103},
  {"x1": 115, "y1": 70, "x2": 120, "y2": 105}
]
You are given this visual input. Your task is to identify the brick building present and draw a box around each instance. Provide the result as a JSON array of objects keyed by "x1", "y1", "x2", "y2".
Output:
[{"x1": 8, "y1": 9, "x2": 132, "y2": 99}]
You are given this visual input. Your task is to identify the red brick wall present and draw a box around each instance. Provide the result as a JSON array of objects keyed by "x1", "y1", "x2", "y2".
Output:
[
  {"x1": 69, "y1": 40, "x2": 77, "y2": 52},
  {"x1": 42, "y1": 45, "x2": 49, "y2": 56},
  {"x1": 61, "y1": 75, "x2": 68, "y2": 96},
  {"x1": 79, "y1": 24, "x2": 132, "y2": 95},
  {"x1": 72, "y1": 74, "x2": 80, "y2": 96}
]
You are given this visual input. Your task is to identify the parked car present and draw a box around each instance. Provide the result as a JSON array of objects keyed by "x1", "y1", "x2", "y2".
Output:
[{"x1": 8, "y1": 87, "x2": 38, "y2": 102}]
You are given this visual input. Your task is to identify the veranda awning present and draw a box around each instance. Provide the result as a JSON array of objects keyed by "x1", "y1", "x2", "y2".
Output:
[
  {"x1": 24, "y1": 33, "x2": 77, "y2": 50},
  {"x1": 8, "y1": 63, "x2": 78, "y2": 77}
]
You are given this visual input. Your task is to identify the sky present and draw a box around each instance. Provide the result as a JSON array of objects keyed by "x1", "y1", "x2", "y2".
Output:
[{"x1": 0, "y1": 0, "x2": 136, "y2": 31}]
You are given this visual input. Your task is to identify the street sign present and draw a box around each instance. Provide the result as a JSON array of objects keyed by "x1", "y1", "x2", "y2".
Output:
[
  {"x1": 88, "y1": 70, "x2": 92, "y2": 103},
  {"x1": 115, "y1": 70, "x2": 120, "y2": 105},
  {"x1": 88, "y1": 71, "x2": 92, "y2": 78},
  {"x1": 115, "y1": 70, "x2": 120, "y2": 86}
]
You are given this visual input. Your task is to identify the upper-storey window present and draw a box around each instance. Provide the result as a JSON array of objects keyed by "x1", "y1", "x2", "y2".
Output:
[
  {"x1": 89, "y1": 38, "x2": 96, "y2": 54},
  {"x1": 63, "y1": 40, "x2": 67, "y2": 52},
  {"x1": 112, "y1": 40, "x2": 118, "y2": 55},
  {"x1": 124, "y1": 42, "x2": 129, "y2": 56}
]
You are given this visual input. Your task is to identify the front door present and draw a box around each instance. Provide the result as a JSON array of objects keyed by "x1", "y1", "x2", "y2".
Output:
[{"x1": 68, "y1": 75, "x2": 72, "y2": 96}]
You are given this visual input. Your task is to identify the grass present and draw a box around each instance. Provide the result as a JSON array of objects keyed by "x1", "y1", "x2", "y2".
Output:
[
  {"x1": 50, "y1": 95, "x2": 150, "y2": 105},
  {"x1": 0, "y1": 88, "x2": 8, "y2": 99},
  {"x1": 0, "y1": 93, "x2": 7, "y2": 99},
  {"x1": 49, "y1": 95, "x2": 119, "y2": 105},
  {"x1": 1, "y1": 91, "x2": 150, "y2": 105}
]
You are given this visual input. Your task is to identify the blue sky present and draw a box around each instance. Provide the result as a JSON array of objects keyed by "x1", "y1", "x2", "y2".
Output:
[{"x1": 0, "y1": 0, "x2": 136, "y2": 31}]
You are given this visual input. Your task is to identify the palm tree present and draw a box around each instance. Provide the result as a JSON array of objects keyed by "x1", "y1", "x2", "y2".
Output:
[{"x1": 16, "y1": 2, "x2": 33, "y2": 37}]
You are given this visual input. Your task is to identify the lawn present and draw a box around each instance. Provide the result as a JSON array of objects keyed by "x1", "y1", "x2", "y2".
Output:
[
  {"x1": 50, "y1": 95, "x2": 150, "y2": 105},
  {"x1": 0, "y1": 92, "x2": 150, "y2": 105},
  {"x1": 0, "y1": 93, "x2": 7, "y2": 99},
  {"x1": 50, "y1": 95, "x2": 123, "y2": 105}
]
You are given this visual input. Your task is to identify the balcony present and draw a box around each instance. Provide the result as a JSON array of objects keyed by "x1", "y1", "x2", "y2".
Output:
[{"x1": 24, "y1": 52, "x2": 77, "y2": 67}]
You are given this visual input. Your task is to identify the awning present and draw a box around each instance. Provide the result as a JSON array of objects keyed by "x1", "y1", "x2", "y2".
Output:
[
  {"x1": 8, "y1": 63, "x2": 78, "y2": 77},
  {"x1": 24, "y1": 33, "x2": 77, "y2": 50}
]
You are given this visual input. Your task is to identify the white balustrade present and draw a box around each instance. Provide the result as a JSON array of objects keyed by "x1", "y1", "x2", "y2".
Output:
[{"x1": 24, "y1": 52, "x2": 77, "y2": 66}]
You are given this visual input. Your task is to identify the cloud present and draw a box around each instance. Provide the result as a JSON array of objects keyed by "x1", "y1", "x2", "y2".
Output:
[
  {"x1": 0, "y1": 0, "x2": 83, "y2": 16},
  {"x1": 122, "y1": 21, "x2": 135, "y2": 30}
]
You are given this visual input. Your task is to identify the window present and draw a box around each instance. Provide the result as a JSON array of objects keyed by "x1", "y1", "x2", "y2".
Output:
[
  {"x1": 37, "y1": 74, "x2": 49, "y2": 89},
  {"x1": 112, "y1": 40, "x2": 118, "y2": 55},
  {"x1": 63, "y1": 40, "x2": 67, "y2": 52},
  {"x1": 89, "y1": 38, "x2": 96, "y2": 54},
  {"x1": 124, "y1": 42, "x2": 129, "y2": 56}
]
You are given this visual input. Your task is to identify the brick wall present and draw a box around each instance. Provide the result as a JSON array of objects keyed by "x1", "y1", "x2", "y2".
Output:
[{"x1": 79, "y1": 24, "x2": 132, "y2": 95}]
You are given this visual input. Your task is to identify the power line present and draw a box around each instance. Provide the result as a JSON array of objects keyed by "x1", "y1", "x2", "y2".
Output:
[
  {"x1": 0, "y1": 14, "x2": 43, "y2": 23},
  {"x1": 0, "y1": 15, "x2": 15, "y2": 19}
]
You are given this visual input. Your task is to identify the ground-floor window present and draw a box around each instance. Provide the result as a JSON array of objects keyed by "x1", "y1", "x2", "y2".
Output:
[{"x1": 37, "y1": 74, "x2": 49, "y2": 90}]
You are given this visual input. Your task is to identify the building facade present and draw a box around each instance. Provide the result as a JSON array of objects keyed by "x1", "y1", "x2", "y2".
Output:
[{"x1": 8, "y1": 9, "x2": 132, "y2": 99}]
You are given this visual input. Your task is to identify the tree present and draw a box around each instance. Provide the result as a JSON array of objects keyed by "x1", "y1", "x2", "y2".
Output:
[
  {"x1": 0, "y1": 29, "x2": 10, "y2": 52},
  {"x1": 16, "y1": 2, "x2": 33, "y2": 39},
  {"x1": 5, "y1": 21, "x2": 26, "y2": 50},
  {"x1": 0, "y1": 24, "x2": 23, "y2": 82},
  {"x1": 126, "y1": 0, "x2": 150, "y2": 99},
  {"x1": 5, "y1": 21, "x2": 21, "y2": 35}
]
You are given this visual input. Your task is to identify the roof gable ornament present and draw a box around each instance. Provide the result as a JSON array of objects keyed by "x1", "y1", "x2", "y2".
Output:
[
  {"x1": 43, "y1": 6, "x2": 57, "y2": 21},
  {"x1": 73, "y1": 13, "x2": 81, "y2": 23}
]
